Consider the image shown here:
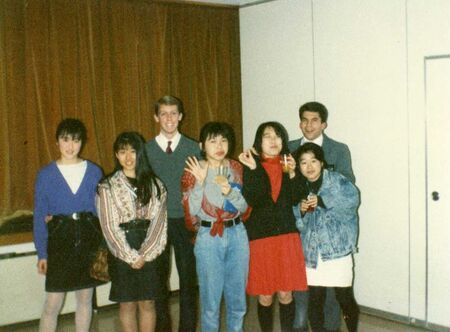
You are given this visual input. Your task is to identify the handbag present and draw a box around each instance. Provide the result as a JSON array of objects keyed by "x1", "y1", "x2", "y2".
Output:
[{"x1": 90, "y1": 247, "x2": 110, "y2": 282}]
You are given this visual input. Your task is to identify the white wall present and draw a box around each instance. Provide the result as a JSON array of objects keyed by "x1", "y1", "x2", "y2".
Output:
[
  {"x1": 240, "y1": 0, "x2": 314, "y2": 148},
  {"x1": 240, "y1": 0, "x2": 450, "y2": 326},
  {"x1": 406, "y1": 0, "x2": 450, "y2": 323},
  {"x1": 313, "y1": 0, "x2": 410, "y2": 316}
]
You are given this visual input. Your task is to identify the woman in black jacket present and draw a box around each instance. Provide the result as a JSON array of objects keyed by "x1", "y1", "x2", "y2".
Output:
[{"x1": 239, "y1": 121, "x2": 307, "y2": 331}]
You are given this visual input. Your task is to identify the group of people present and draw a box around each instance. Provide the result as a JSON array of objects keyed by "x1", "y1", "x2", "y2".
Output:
[{"x1": 33, "y1": 96, "x2": 360, "y2": 332}]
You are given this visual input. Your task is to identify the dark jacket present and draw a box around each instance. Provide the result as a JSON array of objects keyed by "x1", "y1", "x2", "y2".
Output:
[{"x1": 242, "y1": 161, "x2": 303, "y2": 241}]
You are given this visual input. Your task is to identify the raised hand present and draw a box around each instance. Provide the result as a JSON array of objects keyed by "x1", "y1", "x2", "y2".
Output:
[
  {"x1": 285, "y1": 154, "x2": 296, "y2": 178},
  {"x1": 238, "y1": 149, "x2": 257, "y2": 170},
  {"x1": 185, "y1": 156, "x2": 209, "y2": 185}
]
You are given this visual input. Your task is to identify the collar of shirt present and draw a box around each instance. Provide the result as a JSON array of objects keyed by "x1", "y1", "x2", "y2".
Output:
[
  {"x1": 156, "y1": 131, "x2": 181, "y2": 151},
  {"x1": 301, "y1": 134, "x2": 324, "y2": 147}
]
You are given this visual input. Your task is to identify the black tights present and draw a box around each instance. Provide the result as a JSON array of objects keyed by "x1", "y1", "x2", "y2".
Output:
[{"x1": 308, "y1": 286, "x2": 359, "y2": 332}]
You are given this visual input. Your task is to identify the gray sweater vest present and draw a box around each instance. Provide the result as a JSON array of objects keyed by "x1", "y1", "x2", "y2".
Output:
[{"x1": 146, "y1": 135, "x2": 200, "y2": 218}]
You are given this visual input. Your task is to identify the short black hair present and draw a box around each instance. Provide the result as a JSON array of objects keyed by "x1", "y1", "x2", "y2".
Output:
[
  {"x1": 252, "y1": 121, "x2": 289, "y2": 156},
  {"x1": 199, "y1": 122, "x2": 235, "y2": 158},
  {"x1": 295, "y1": 142, "x2": 327, "y2": 169},
  {"x1": 299, "y1": 101, "x2": 328, "y2": 123},
  {"x1": 154, "y1": 95, "x2": 184, "y2": 116},
  {"x1": 55, "y1": 118, "x2": 87, "y2": 147}
]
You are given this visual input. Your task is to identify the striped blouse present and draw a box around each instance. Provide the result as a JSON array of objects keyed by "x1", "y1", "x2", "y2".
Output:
[{"x1": 96, "y1": 170, "x2": 167, "y2": 264}]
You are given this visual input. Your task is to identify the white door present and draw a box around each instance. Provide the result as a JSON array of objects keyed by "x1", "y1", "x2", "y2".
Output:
[{"x1": 425, "y1": 55, "x2": 450, "y2": 329}]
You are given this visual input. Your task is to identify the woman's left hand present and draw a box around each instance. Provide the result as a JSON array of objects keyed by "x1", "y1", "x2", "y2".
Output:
[
  {"x1": 307, "y1": 194, "x2": 318, "y2": 208},
  {"x1": 214, "y1": 174, "x2": 232, "y2": 196},
  {"x1": 300, "y1": 200, "x2": 309, "y2": 213},
  {"x1": 238, "y1": 149, "x2": 257, "y2": 170},
  {"x1": 285, "y1": 154, "x2": 296, "y2": 178}
]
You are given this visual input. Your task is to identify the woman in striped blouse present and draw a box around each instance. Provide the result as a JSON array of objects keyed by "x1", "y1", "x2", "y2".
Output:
[{"x1": 96, "y1": 132, "x2": 168, "y2": 332}]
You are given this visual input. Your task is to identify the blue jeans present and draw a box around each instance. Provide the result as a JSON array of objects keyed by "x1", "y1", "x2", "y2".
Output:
[
  {"x1": 294, "y1": 288, "x2": 341, "y2": 331},
  {"x1": 194, "y1": 222, "x2": 249, "y2": 332}
]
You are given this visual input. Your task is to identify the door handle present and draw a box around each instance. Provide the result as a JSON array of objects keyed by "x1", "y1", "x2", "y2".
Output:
[{"x1": 432, "y1": 191, "x2": 439, "y2": 201}]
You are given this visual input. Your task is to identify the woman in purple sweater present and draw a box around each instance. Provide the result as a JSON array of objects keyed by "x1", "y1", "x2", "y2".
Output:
[{"x1": 33, "y1": 119, "x2": 104, "y2": 332}]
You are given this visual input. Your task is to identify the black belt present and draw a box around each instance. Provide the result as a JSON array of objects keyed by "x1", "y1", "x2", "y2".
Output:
[
  {"x1": 119, "y1": 219, "x2": 150, "y2": 231},
  {"x1": 201, "y1": 217, "x2": 241, "y2": 228},
  {"x1": 47, "y1": 212, "x2": 100, "y2": 246},
  {"x1": 52, "y1": 211, "x2": 96, "y2": 222},
  {"x1": 119, "y1": 219, "x2": 150, "y2": 250}
]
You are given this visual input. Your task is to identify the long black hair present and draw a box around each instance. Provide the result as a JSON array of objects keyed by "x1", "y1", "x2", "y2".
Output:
[
  {"x1": 252, "y1": 121, "x2": 290, "y2": 156},
  {"x1": 104, "y1": 132, "x2": 162, "y2": 205}
]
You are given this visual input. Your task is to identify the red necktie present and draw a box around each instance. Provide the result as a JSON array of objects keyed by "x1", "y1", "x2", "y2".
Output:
[{"x1": 166, "y1": 141, "x2": 173, "y2": 154}]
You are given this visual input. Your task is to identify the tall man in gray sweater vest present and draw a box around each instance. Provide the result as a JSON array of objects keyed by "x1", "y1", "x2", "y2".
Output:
[
  {"x1": 288, "y1": 101, "x2": 356, "y2": 332},
  {"x1": 146, "y1": 96, "x2": 200, "y2": 332}
]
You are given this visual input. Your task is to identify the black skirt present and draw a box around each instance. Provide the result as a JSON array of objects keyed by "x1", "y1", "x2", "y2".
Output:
[
  {"x1": 109, "y1": 219, "x2": 165, "y2": 302},
  {"x1": 109, "y1": 254, "x2": 164, "y2": 302},
  {"x1": 46, "y1": 213, "x2": 105, "y2": 292}
]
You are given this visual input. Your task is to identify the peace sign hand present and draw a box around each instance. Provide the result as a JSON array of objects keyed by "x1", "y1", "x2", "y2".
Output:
[{"x1": 238, "y1": 149, "x2": 257, "y2": 170}]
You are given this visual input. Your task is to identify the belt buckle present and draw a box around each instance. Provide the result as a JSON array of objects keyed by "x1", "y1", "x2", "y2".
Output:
[
  {"x1": 72, "y1": 213, "x2": 80, "y2": 220},
  {"x1": 226, "y1": 218, "x2": 236, "y2": 227}
]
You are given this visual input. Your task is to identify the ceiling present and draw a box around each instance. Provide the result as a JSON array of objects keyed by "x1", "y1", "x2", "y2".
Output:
[{"x1": 183, "y1": 0, "x2": 266, "y2": 7}]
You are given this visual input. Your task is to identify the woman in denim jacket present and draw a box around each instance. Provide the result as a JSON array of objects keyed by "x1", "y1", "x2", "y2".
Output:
[{"x1": 293, "y1": 143, "x2": 359, "y2": 332}]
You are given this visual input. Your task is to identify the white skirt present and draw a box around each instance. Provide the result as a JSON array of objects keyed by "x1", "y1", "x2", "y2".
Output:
[{"x1": 306, "y1": 254, "x2": 353, "y2": 287}]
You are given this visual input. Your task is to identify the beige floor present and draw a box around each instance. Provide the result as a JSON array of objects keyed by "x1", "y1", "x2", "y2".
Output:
[{"x1": 3, "y1": 294, "x2": 430, "y2": 332}]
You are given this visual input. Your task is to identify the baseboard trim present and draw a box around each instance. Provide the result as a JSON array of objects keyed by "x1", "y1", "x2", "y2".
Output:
[{"x1": 360, "y1": 305, "x2": 450, "y2": 331}]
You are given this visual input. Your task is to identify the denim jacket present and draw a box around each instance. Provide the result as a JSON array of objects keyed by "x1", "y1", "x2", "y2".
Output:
[{"x1": 293, "y1": 169, "x2": 359, "y2": 268}]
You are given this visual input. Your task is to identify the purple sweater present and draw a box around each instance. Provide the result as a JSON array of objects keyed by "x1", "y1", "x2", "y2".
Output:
[{"x1": 33, "y1": 161, "x2": 102, "y2": 259}]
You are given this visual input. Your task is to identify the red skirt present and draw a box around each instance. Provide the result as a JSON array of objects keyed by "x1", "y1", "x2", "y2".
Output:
[{"x1": 246, "y1": 233, "x2": 307, "y2": 296}]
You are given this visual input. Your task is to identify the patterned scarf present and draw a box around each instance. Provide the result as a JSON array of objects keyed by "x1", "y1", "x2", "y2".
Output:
[{"x1": 181, "y1": 159, "x2": 244, "y2": 237}]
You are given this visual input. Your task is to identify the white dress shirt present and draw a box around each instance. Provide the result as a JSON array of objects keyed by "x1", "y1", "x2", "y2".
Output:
[
  {"x1": 155, "y1": 132, "x2": 181, "y2": 152},
  {"x1": 301, "y1": 134, "x2": 324, "y2": 147}
]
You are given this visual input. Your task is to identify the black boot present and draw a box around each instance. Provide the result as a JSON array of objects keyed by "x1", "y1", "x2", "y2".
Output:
[
  {"x1": 258, "y1": 302, "x2": 274, "y2": 332},
  {"x1": 343, "y1": 311, "x2": 359, "y2": 332},
  {"x1": 279, "y1": 301, "x2": 295, "y2": 332},
  {"x1": 335, "y1": 287, "x2": 359, "y2": 332}
]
